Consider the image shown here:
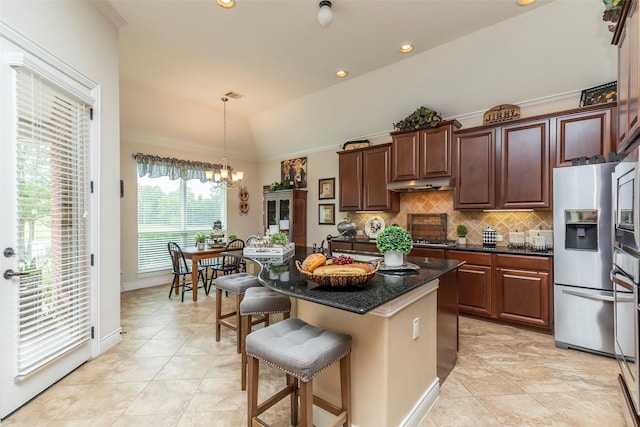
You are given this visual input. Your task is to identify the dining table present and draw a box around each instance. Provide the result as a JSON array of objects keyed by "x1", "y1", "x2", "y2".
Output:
[{"x1": 181, "y1": 245, "x2": 225, "y2": 301}]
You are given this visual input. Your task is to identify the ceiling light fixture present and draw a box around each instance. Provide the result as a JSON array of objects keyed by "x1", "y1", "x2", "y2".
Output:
[
  {"x1": 217, "y1": 0, "x2": 235, "y2": 9},
  {"x1": 399, "y1": 44, "x2": 414, "y2": 54},
  {"x1": 517, "y1": 0, "x2": 536, "y2": 5},
  {"x1": 317, "y1": 0, "x2": 333, "y2": 27},
  {"x1": 206, "y1": 97, "x2": 244, "y2": 189},
  {"x1": 335, "y1": 70, "x2": 348, "y2": 78}
]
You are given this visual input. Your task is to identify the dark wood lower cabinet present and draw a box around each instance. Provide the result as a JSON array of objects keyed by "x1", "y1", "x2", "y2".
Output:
[
  {"x1": 448, "y1": 251, "x2": 552, "y2": 333},
  {"x1": 447, "y1": 251, "x2": 493, "y2": 317},
  {"x1": 437, "y1": 269, "x2": 458, "y2": 384},
  {"x1": 495, "y1": 254, "x2": 552, "y2": 330}
]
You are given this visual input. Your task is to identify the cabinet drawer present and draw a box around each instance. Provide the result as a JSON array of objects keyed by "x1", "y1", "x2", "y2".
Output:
[
  {"x1": 330, "y1": 241, "x2": 352, "y2": 251},
  {"x1": 496, "y1": 254, "x2": 550, "y2": 272},
  {"x1": 410, "y1": 248, "x2": 445, "y2": 258},
  {"x1": 447, "y1": 251, "x2": 491, "y2": 266},
  {"x1": 353, "y1": 243, "x2": 379, "y2": 253}
]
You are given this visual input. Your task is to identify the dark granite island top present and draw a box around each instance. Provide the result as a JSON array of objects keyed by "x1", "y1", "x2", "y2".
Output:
[{"x1": 238, "y1": 246, "x2": 463, "y2": 315}]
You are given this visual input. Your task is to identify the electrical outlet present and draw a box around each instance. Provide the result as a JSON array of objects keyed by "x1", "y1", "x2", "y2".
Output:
[
  {"x1": 496, "y1": 234, "x2": 503, "y2": 242},
  {"x1": 413, "y1": 317, "x2": 419, "y2": 340}
]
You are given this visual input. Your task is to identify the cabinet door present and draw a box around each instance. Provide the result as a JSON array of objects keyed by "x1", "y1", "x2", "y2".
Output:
[
  {"x1": 362, "y1": 145, "x2": 398, "y2": 211},
  {"x1": 454, "y1": 129, "x2": 496, "y2": 209},
  {"x1": 498, "y1": 119, "x2": 550, "y2": 209},
  {"x1": 352, "y1": 242, "x2": 379, "y2": 253},
  {"x1": 420, "y1": 126, "x2": 451, "y2": 178},
  {"x1": 629, "y1": 0, "x2": 639, "y2": 150},
  {"x1": 457, "y1": 263, "x2": 493, "y2": 317},
  {"x1": 292, "y1": 190, "x2": 307, "y2": 248},
  {"x1": 338, "y1": 151, "x2": 362, "y2": 211},
  {"x1": 265, "y1": 199, "x2": 277, "y2": 228},
  {"x1": 556, "y1": 107, "x2": 614, "y2": 167},
  {"x1": 391, "y1": 132, "x2": 420, "y2": 181},
  {"x1": 619, "y1": 26, "x2": 630, "y2": 151},
  {"x1": 496, "y1": 268, "x2": 551, "y2": 328}
]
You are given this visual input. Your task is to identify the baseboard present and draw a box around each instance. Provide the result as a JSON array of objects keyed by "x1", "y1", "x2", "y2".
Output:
[
  {"x1": 121, "y1": 273, "x2": 172, "y2": 292},
  {"x1": 311, "y1": 377, "x2": 439, "y2": 427},
  {"x1": 99, "y1": 327, "x2": 122, "y2": 355},
  {"x1": 399, "y1": 377, "x2": 440, "y2": 427}
]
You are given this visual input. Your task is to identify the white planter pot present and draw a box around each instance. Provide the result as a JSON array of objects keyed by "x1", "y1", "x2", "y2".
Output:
[
  {"x1": 197, "y1": 242, "x2": 205, "y2": 250},
  {"x1": 383, "y1": 251, "x2": 403, "y2": 267},
  {"x1": 458, "y1": 237, "x2": 466, "y2": 245}
]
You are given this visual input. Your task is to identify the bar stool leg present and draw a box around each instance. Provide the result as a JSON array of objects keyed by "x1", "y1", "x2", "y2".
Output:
[
  {"x1": 288, "y1": 374, "x2": 298, "y2": 426},
  {"x1": 340, "y1": 354, "x2": 352, "y2": 427},
  {"x1": 235, "y1": 294, "x2": 244, "y2": 354},
  {"x1": 241, "y1": 314, "x2": 251, "y2": 391},
  {"x1": 299, "y1": 380, "x2": 313, "y2": 427},
  {"x1": 247, "y1": 355, "x2": 259, "y2": 427},
  {"x1": 215, "y1": 287, "x2": 222, "y2": 342}
]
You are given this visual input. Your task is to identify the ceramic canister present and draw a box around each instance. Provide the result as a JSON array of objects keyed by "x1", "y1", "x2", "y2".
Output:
[{"x1": 482, "y1": 227, "x2": 497, "y2": 247}]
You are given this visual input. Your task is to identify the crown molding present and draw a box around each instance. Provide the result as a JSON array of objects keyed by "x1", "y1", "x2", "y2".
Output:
[{"x1": 91, "y1": 0, "x2": 128, "y2": 28}]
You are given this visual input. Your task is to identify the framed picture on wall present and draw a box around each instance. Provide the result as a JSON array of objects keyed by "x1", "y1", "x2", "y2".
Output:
[
  {"x1": 318, "y1": 204, "x2": 335, "y2": 225},
  {"x1": 318, "y1": 178, "x2": 335, "y2": 200}
]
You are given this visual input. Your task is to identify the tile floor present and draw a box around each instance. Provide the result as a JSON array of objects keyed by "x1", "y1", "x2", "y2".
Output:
[{"x1": 1, "y1": 284, "x2": 628, "y2": 426}]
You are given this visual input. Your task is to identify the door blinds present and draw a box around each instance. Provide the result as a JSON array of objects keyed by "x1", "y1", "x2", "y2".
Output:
[{"x1": 14, "y1": 68, "x2": 91, "y2": 381}]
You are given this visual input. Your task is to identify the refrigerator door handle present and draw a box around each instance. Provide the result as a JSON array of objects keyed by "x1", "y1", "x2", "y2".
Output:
[
  {"x1": 610, "y1": 268, "x2": 636, "y2": 292},
  {"x1": 561, "y1": 288, "x2": 617, "y2": 302}
]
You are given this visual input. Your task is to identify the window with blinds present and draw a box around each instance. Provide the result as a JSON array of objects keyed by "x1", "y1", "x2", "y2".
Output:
[
  {"x1": 137, "y1": 175, "x2": 226, "y2": 272},
  {"x1": 14, "y1": 68, "x2": 91, "y2": 381}
]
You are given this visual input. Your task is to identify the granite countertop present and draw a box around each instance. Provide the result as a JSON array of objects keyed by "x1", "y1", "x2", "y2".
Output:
[
  {"x1": 330, "y1": 237, "x2": 553, "y2": 256},
  {"x1": 235, "y1": 247, "x2": 463, "y2": 315}
]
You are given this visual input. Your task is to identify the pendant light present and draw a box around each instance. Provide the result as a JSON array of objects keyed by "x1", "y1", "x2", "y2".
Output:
[{"x1": 206, "y1": 97, "x2": 244, "y2": 189}]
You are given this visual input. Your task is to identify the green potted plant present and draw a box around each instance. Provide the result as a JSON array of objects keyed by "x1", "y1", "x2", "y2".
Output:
[
  {"x1": 194, "y1": 232, "x2": 207, "y2": 250},
  {"x1": 269, "y1": 232, "x2": 288, "y2": 247},
  {"x1": 227, "y1": 232, "x2": 239, "y2": 241},
  {"x1": 375, "y1": 224, "x2": 413, "y2": 267},
  {"x1": 393, "y1": 106, "x2": 443, "y2": 131},
  {"x1": 456, "y1": 225, "x2": 468, "y2": 245}
]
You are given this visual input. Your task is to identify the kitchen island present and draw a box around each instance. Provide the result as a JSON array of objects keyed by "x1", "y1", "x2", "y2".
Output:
[{"x1": 245, "y1": 247, "x2": 463, "y2": 427}]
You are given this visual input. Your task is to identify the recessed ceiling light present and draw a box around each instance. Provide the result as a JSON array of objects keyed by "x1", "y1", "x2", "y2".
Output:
[
  {"x1": 335, "y1": 70, "x2": 348, "y2": 78},
  {"x1": 518, "y1": 0, "x2": 535, "y2": 5},
  {"x1": 399, "y1": 44, "x2": 414, "y2": 54},
  {"x1": 217, "y1": 0, "x2": 235, "y2": 9}
]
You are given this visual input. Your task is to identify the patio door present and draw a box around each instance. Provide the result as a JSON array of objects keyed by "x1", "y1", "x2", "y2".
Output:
[{"x1": 0, "y1": 41, "x2": 94, "y2": 419}]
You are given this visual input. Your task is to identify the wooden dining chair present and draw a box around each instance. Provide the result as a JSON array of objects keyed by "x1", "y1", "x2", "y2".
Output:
[
  {"x1": 206, "y1": 238, "x2": 245, "y2": 293},
  {"x1": 167, "y1": 242, "x2": 207, "y2": 302}
]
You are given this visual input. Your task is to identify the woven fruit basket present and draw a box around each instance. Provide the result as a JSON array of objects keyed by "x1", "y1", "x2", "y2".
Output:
[{"x1": 295, "y1": 260, "x2": 380, "y2": 287}]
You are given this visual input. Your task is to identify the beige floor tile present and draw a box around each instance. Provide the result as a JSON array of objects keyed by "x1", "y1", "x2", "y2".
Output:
[
  {"x1": 124, "y1": 379, "x2": 201, "y2": 416},
  {"x1": 56, "y1": 382, "x2": 146, "y2": 420},
  {"x1": 111, "y1": 413, "x2": 182, "y2": 427},
  {"x1": 477, "y1": 394, "x2": 554, "y2": 426},
  {"x1": 428, "y1": 396, "x2": 502, "y2": 426}
]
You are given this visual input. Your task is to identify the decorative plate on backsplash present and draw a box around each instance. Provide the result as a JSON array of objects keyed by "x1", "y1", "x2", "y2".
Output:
[{"x1": 365, "y1": 216, "x2": 385, "y2": 239}]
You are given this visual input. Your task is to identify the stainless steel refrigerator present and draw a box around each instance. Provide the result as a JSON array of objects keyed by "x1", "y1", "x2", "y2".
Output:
[{"x1": 553, "y1": 162, "x2": 616, "y2": 356}]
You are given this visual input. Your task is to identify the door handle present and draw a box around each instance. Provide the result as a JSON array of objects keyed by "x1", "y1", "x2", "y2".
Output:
[
  {"x1": 3, "y1": 269, "x2": 25, "y2": 280},
  {"x1": 561, "y1": 288, "x2": 615, "y2": 302}
]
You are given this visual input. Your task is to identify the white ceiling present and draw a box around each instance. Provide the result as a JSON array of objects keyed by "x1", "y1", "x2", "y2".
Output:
[{"x1": 110, "y1": 0, "x2": 551, "y2": 118}]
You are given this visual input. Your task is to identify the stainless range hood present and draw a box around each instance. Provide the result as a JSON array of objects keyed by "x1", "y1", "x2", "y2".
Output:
[{"x1": 387, "y1": 177, "x2": 454, "y2": 192}]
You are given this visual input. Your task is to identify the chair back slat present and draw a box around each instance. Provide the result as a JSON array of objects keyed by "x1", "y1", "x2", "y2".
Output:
[{"x1": 168, "y1": 242, "x2": 190, "y2": 274}]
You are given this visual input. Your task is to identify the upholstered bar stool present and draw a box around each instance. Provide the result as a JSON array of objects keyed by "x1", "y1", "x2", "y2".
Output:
[
  {"x1": 239, "y1": 286, "x2": 291, "y2": 390},
  {"x1": 246, "y1": 317, "x2": 352, "y2": 427},
  {"x1": 214, "y1": 273, "x2": 264, "y2": 353}
]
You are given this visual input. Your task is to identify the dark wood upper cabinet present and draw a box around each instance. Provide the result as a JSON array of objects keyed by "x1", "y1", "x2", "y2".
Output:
[
  {"x1": 338, "y1": 144, "x2": 399, "y2": 212},
  {"x1": 615, "y1": 0, "x2": 639, "y2": 153},
  {"x1": 391, "y1": 120, "x2": 461, "y2": 181},
  {"x1": 555, "y1": 106, "x2": 615, "y2": 167},
  {"x1": 338, "y1": 150, "x2": 362, "y2": 211},
  {"x1": 498, "y1": 119, "x2": 550, "y2": 209},
  {"x1": 454, "y1": 129, "x2": 496, "y2": 209}
]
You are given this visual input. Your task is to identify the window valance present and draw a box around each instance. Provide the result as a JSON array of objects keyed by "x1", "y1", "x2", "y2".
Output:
[{"x1": 132, "y1": 153, "x2": 234, "y2": 182}]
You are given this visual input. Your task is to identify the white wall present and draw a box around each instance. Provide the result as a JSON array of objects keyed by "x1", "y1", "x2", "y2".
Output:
[
  {"x1": 2, "y1": 1, "x2": 122, "y2": 353},
  {"x1": 251, "y1": 0, "x2": 617, "y2": 161}
]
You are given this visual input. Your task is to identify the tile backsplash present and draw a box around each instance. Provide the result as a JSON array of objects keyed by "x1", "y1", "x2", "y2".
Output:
[{"x1": 346, "y1": 191, "x2": 552, "y2": 246}]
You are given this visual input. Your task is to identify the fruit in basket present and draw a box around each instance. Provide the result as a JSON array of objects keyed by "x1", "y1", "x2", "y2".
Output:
[
  {"x1": 331, "y1": 255, "x2": 354, "y2": 265},
  {"x1": 301, "y1": 253, "x2": 327, "y2": 272},
  {"x1": 313, "y1": 263, "x2": 373, "y2": 276}
]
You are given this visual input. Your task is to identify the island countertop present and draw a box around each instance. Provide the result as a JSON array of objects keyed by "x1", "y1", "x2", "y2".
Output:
[{"x1": 235, "y1": 246, "x2": 463, "y2": 315}]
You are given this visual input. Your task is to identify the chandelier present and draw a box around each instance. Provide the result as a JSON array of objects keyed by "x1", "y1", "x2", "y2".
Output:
[{"x1": 206, "y1": 97, "x2": 244, "y2": 189}]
